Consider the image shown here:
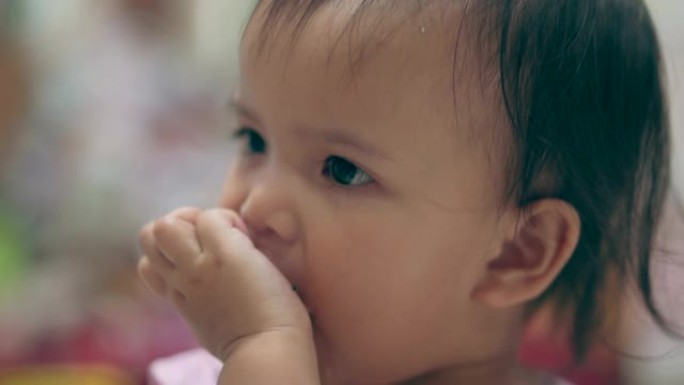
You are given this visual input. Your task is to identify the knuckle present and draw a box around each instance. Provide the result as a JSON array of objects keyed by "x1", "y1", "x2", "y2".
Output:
[
  {"x1": 199, "y1": 208, "x2": 236, "y2": 227},
  {"x1": 183, "y1": 256, "x2": 206, "y2": 281},
  {"x1": 182, "y1": 251, "x2": 219, "y2": 286},
  {"x1": 171, "y1": 206, "x2": 202, "y2": 220},
  {"x1": 202, "y1": 249, "x2": 224, "y2": 270},
  {"x1": 153, "y1": 216, "x2": 178, "y2": 241},
  {"x1": 198, "y1": 250, "x2": 220, "y2": 271},
  {"x1": 197, "y1": 209, "x2": 218, "y2": 225}
]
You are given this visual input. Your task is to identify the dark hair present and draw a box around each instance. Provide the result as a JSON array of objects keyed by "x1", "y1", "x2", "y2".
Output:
[{"x1": 248, "y1": 0, "x2": 674, "y2": 361}]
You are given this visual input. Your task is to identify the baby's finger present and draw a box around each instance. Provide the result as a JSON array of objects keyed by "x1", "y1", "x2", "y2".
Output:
[
  {"x1": 195, "y1": 209, "x2": 253, "y2": 258},
  {"x1": 153, "y1": 216, "x2": 203, "y2": 272},
  {"x1": 137, "y1": 256, "x2": 169, "y2": 298},
  {"x1": 139, "y1": 222, "x2": 175, "y2": 273},
  {"x1": 167, "y1": 206, "x2": 203, "y2": 225}
]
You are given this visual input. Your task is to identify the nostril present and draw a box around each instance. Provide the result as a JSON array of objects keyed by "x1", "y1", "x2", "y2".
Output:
[
  {"x1": 238, "y1": 212, "x2": 266, "y2": 238},
  {"x1": 247, "y1": 225, "x2": 282, "y2": 248}
]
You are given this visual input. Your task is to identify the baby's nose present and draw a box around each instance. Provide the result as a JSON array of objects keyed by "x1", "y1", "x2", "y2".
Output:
[{"x1": 239, "y1": 186, "x2": 299, "y2": 244}]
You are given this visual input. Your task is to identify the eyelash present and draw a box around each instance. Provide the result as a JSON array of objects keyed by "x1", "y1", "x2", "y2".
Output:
[
  {"x1": 231, "y1": 127, "x2": 375, "y2": 188},
  {"x1": 233, "y1": 127, "x2": 267, "y2": 155},
  {"x1": 322, "y1": 156, "x2": 374, "y2": 187}
]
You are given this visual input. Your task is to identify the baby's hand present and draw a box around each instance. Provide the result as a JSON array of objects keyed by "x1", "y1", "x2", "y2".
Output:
[{"x1": 137, "y1": 207, "x2": 312, "y2": 362}]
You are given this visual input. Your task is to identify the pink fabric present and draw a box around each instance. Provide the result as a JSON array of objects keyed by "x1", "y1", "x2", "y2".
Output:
[
  {"x1": 149, "y1": 349, "x2": 221, "y2": 385},
  {"x1": 149, "y1": 349, "x2": 574, "y2": 385}
]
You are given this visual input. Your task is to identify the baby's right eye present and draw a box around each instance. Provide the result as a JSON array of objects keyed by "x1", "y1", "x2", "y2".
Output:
[{"x1": 232, "y1": 127, "x2": 267, "y2": 155}]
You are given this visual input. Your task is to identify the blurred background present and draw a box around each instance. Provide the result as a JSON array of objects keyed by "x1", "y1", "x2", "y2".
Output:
[{"x1": 0, "y1": 1, "x2": 681, "y2": 384}]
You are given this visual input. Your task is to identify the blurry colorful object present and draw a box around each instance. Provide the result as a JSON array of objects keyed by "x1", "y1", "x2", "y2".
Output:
[
  {"x1": 0, "y1": 0, "x2": 23, "y2": 34},
  {"x1": 520, "y1": 307, "x2": 619, "y2": 385},
  {"x1": 0, "y1": 365, "x2": 134, "y2": 385},
  {"x1": 0, "y1": 204, "x2": 27, "y2": 299}
]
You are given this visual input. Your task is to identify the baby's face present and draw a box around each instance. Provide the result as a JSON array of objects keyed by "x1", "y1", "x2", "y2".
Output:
[{"x1": 222, "y1": 5, "x2": 512, "y2": 384}]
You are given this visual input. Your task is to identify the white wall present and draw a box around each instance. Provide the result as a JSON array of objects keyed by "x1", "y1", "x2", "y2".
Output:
[
  {"x1": 622, "y1": 4, "x2": 684, "y2": 384},
  {"x1": 649, "y1": 0, "x2": 684, "y2": 197},
  {"x1": 192, "y1": 0, "x2": 256, "y2": 86}
]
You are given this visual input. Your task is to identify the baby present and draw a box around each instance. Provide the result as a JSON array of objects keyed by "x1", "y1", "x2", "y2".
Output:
[{"x1": 138, "y1": 0, "x2": 674, "y2": 384}]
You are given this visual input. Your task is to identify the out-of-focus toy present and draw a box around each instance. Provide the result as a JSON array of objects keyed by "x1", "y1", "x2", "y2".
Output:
[{"x1": 0, "y1": 365, "x2": 134, "y2": 385}]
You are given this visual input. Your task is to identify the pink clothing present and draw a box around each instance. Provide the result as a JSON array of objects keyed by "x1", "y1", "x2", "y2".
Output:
[
  {"x1": 149, "y1": 349, "x2": 221, "y2": 385},
  {"x1": 149, "y1": 349, "x2": 575, "y2": 385}
]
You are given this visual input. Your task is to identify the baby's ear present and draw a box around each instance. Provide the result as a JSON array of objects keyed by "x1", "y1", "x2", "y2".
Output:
[{"x1": 472, "y1": 199, "x2": 580, "y2": 308}]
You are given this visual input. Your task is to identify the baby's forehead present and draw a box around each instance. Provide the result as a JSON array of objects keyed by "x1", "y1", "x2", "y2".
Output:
[
  {"x1": 240, "y1": 0, "x2": 505, "y2": 153},
  {"x1": 245, "y1": 1, "x2": 484, "y2": 76},
  {"x1": 246, "y1": 1, "x2": 496, "y2": 102}
]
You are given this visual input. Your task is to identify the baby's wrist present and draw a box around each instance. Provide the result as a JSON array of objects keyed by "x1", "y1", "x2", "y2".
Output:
[
  {"x1": 219, "y1": 328, "x2": 319, "y2": 384},
  {"x1": 221, "y1": 327, "x2": 315, "y2": 362}
]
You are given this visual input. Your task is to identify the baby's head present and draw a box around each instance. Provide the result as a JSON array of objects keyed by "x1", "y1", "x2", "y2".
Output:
[{"x1": 222, "y1": 0, "x2": 669, "y2": 382}]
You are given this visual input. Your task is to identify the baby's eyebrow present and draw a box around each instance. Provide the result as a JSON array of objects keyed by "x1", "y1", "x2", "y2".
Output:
[
  {"x1": 228, "y1": 98, "x2": 395, "y2": 163},
  {"x1": 293, "y1": 127, "x2": 396, "y2": 163},
  {"x1": 228, "y1": 99, "x2": 261, "y2": 123}
]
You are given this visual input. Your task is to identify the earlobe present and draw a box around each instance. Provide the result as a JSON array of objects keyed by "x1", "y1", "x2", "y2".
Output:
[{"x1": 472, "y1": 199, "x2": 581, "y2": 309}]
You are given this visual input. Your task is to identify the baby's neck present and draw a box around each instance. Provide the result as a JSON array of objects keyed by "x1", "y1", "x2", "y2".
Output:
[{"x1": 402, "y1": 352, "x2": 550, "y2": 385}]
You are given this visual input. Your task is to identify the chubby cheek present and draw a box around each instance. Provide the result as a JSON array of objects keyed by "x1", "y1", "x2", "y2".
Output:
[{"x1": 304, "y1": 212, "x2": 484, "y2": 378}]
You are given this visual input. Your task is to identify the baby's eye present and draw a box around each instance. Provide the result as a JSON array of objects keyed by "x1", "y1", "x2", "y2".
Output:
[
  {"x1": 233, "y1": 127, "x2": 267, "y2": 155},
  {"x1": 322, "y1": 156, "x2": 374, "y2": 187}
]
